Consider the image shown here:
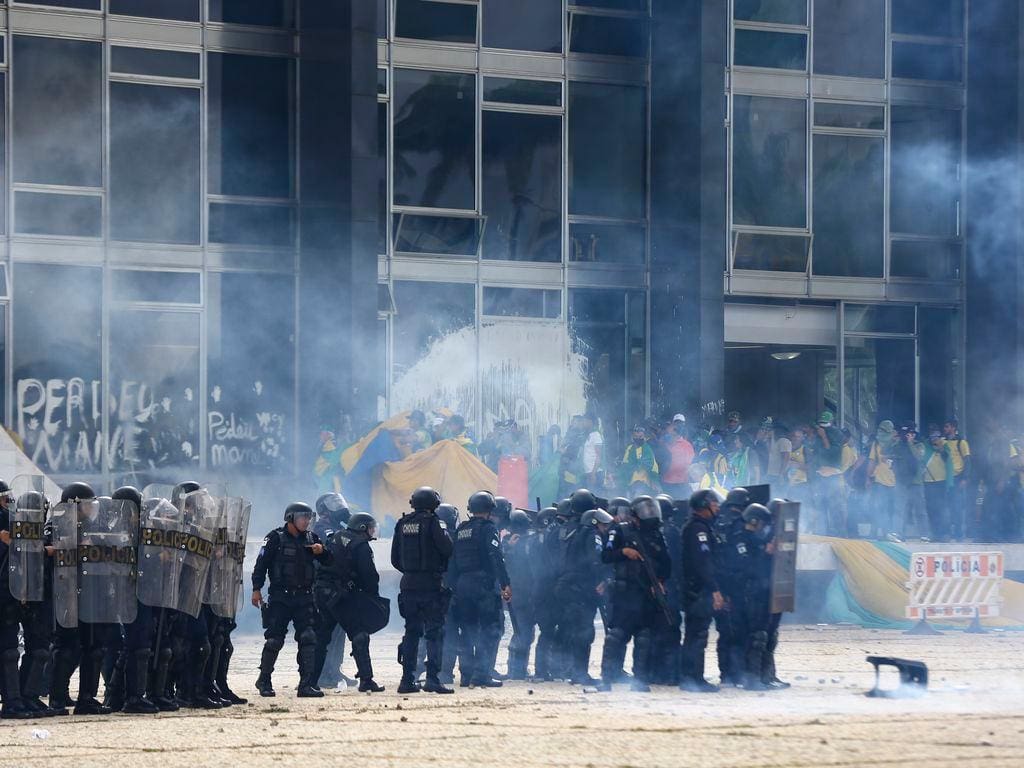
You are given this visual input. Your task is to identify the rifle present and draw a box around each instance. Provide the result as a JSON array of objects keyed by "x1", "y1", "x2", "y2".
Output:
[{"x1": 631, "y1": 528, "x2": 675, "y2": 626}]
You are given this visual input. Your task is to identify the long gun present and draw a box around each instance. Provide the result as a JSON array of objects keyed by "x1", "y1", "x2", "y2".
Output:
[{"x1": 631, "y1": 530, "x2": 675, "y2": 626}]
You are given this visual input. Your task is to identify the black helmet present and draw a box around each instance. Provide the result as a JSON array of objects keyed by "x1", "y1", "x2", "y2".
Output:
[
  {"x1": 410, "y1": 486, "x2": 441, "y2": 511},
  {"x1": 607, "y1": 497, "x2": 632, "y2": 518},
  {"x1": 347, "y1": 512, "x2": 378, "y2": 537},
  {"x1": 0, "y1": 479, "x2": 10, "y2": 494},
  {"x1": 570, "y1": 488, "x2": 597, "y2": 516},
  {"x1": 654, "y1": 493, "x2": 675, "y2": 520},
  {"x1": 436, "y1": 503, "x2": 459, "y2": 531},
  {"x1": 316, "y1": 493, "x2": 350, "y2": 523},
  {"x1": 61, "y1": 481, "x2": 96, "y2": 503},
  {"x1": 723, "y1": 487, "x2": 751, "y2": 511},
  {"x1": 112, "y1": 485, "x2": 143, "y2": 509},
  {"x1": 742, "y1": 503, "x2": 773, "y2": 525},
  {"x1": 171, "y1": 481, "x2": 201, "y2": 506},
  {"x1": 632, "y1": 495, "x2": 662, "y2": 521},
  {"x1": 493, "y1": 496, "x2": 513, "y2": 522},
  {"x1": 537, "y1": 507, "x2": 557, "y2": 528},
  {"x1": 284, "y1": 502, "x2": 314, "y2": 523},
  {"x1": 468, "y1": 491, "x2": 496, "y2": 515},
  {"x1": 508, "y1": 509, "x2": 531, "y2": 533},
  {"x1": 580, "y1": 508, "x2": 613, "y2": 528},
  {"x1": 18, "y1": 491, "x2": 47, "y2": 514},
  {"x1": 689, "y1": 488, "x2": 722, "y2": 512},
  {"x1": 555, "y1": 499, "x2": 572, "y2": 520}
]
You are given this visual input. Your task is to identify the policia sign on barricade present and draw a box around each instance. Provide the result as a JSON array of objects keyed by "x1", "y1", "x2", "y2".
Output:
[{"x1": 906, "y1": 551, "x2": 1004, "y2": 623}]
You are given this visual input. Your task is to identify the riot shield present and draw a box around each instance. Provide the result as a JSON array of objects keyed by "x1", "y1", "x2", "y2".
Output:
[
  {"x1": 9, "y1": 491, "x2": 47, "y2": 602},
  {"x1": 50, "y1": 502, "x2": 79, "y2": 629},
  {"x1": 203, "y1": 497, "x2": 232, "y2": 613},
  {"x1": 11, "y1": 473, "x2": 49, "y2": 498},
  {"x1": 78, "y1": 498, "x2": 139, "y2": 625},
  {"x1": 212, "y1": 497, "x2": 251, "y2": 618},
  {"x1": 770, "y1": 500, "x2": 800, "y2": 614},
  {"x1": 142, "y1": 483, "x2": 176, "y2": 502},
  {"x1": 176, "y1": 489, "x2": 217, "y2": 618},
  {"x1": 137, "y1": 498, "x2": 186, "y2": 610}
]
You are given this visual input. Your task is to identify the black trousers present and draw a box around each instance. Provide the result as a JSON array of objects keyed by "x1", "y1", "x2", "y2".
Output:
[
  {"x1": 452, "y1": 577, "x2": 503, "y2": 683},
  {"x1": 397, "y1": 588, "x2": 449, "y2": 681},
  {"x1": 680, "y1": 592, "x2": 713, "y2": 683},
  {"x1": 600, "y1": 584, "x2": 656, "y2": 683}
]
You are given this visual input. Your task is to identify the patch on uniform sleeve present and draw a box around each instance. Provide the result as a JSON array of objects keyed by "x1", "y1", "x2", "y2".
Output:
[
  {"x1": 737, "y1": 542, "x2": 747, "y2": 555},
  {"x1": 439, "y1": 521, "x2": 448, "y2": 530},
  {"x1": 697, "y1": 532, "x2": 708, "y2": 543},
  {"x1": 491, "y1": 538, "x2": 500, "y2": 548},
  {"x1": 594, "y1": 535, "x2": 602, "y2": 551}
]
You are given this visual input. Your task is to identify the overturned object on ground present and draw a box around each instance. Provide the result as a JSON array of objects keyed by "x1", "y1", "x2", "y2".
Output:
[{"x1": 865, "y1": 655, "x2": 927, "y2": 699}]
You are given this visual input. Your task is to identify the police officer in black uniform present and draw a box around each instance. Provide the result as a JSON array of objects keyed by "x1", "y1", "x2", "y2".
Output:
[
  {"x1": 727, "y1": 503, "x2": 774, "y2": 691},
  {"x1": 762, "y1": 499, "x2": 791, "y2": 690},
  {"x1": 679, "y1": 489, "x2": 725, "y2": 693},
  {"x1": 391, "y1": 486, "x2": 454, "y2": 694},
  {"x1": 714, "y1": 486, "x2": 751, "y2": 686},
  {"x1": 0, "y1": 480, "x2": 32, "y2": 719},
  {"x1": 251, "y1": 502, "x2": 329, "y2": 698},
  {"x1": 532, "y1": 506, "x2": 560, "y2": 681},
  {"x1": 312, "y1": 492, "x2": 352, "y2": 690},
  {"x1": 650, "y1": 494, "x2": 683, "y2": 685},
  {"x1": 313, "y1": 512, "x2": 385, "y2": 693},
  {"x1": 450, "y1": 491, "x2": 512, "y2": 688},
  {"x1": 434, "y1": 503, "x2": 461, "y2": 684},
  {"x1": 503, "y1": 510, "x2": 538, "y2": 680},
  {"x1": 598, "y1": 496, "x2": 670, "y2": 692}
]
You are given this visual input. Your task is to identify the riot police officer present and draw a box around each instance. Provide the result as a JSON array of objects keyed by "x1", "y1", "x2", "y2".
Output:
[
  {"x1": 251, "y1": 502, "x2": 329, "y2": 697},
  {"x1": 0, "y1": 480, "x2": 32, "y2": 719},
  {"x1": 651, "y1": 494, "x2": 683, "y2": 685},
  {"x1": 679, "y1": 489, "x2": 725, "y2": 693},
  {"x1": 503, "y1": 510, "x2": 538, "y2": 680},
  {"x1": 532, "y1": 506, "x2": 560, "y2": 681},
  {"x1": 450, "y1": 491, "x2": 512, "y2": 687},
  {"x1": 391, "y1": 487, "x2": 454, "y2": 694},
  {"x1": 314, "y1": 512, "x2": 386, "y2": 693},
  {"x1": 313, "y1": 492, "x2": 352, "y2": 690},
  {"x1": 728, "y1": 503, "x2": 774, "y2": 691},
  {"x1": 714, "y1": 486, "x2": 751, "y2": 686},
  {"x1": 434, "y1": 503, "x2": 461, "y2": 684},
  {"x1": 598, "y1": 496, "x2": 670, "y2": 692},
  {"x1": 762, "y1": 499, "x2": 791, "y2": 690}
]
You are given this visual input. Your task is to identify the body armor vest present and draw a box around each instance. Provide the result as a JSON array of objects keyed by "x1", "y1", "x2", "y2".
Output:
[{"x1": 270, "y1": 528, "x2": 315, "y2": 589}]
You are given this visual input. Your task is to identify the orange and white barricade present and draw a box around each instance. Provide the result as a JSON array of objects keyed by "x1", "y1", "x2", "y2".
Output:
[{"x1": 906, "y1": 551, "x2": 1003, "y2": 621}]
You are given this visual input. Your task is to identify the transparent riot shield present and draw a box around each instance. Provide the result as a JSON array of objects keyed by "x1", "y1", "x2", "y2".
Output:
[
  {"x1": 770, "y1": 501, "x2": 801, "y2": 614},
  {"x1": 137, "y1": 498, "x2": 186, "y2": 610},
  {"x1": 203, "y1": 497, "x2": 232, "y2": 613},
  {"x1": 214, "y1": 498, "x2": 251, "y2": 618},
  {"x1": 9, "y1": 491, "x2": 47, "y2": 602},
  {"x1": 176, "y1": 489, "x2": 217, "y2": 618},
  {"x1": 142, "y1": 483, "x2": 176, "y2": 502},
  {"x1": 78, "y1": 498, "x2": 139, "y2": 625},
  {"x1": 49, "y1": 502, "x2": 79, "y2": 629}
]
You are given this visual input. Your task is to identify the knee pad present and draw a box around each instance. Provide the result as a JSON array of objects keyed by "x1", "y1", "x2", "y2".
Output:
[
  {"x1": 750, "y1": 631, "x2": 768, "y2": 649},
  {"x1": 265, "y1": 636, "x2": 285, "y2": 653},
  {"x1": 157, "y1": 645, "x2": 173, "y2": 665},
  {"x1": 297, "y1": 628, "x2": 317, "y2": 648}
]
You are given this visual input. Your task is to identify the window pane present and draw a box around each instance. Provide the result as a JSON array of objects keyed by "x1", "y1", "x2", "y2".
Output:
[
  {"x1": 208, "y1": 53, "x2": 293, "y2": 198},
  {"x1": 111, "y1": 270, "x2": 201, "y2": 303},
  {"x1": 0, "y1": 75, "x2": 5, "y2": 234},
  {"x1": 569, "y1": 82, "x2": 645, "y2": 219},
  {"x1": 891, "y1": 0, "x2": 963, "y2": 38},
  {"x1": 394, "y1": 213, "x2": 482, "y2": 257},
  {"x1": 482, "y1": 111, "x2": 561, "y2": 262},
  {"x1": 732, "y1": 95, "x2": 806, "y2": 228},
  {"x1": 209, "y1": 0, "x2": 293, "y2": 26},
  {"x1": 734, "y1": 29, "x2": 806, "y2": 70},
  {"x1": 208, "y1": 272, "x2": 294, "y2": 472},
  {"x1": 111, "y1": 47, "x2": 201, "y2": 79},
  {"x1": 483, "y1": 287, "x2": 561, "y2": 319},
  {"x1": 209, "y1": 202, "x2": 294, "y2": 247},
  {"x1": 111, "y1": 83, "x2": 201, "y2": 244},
  {"x1": 891, "y1": 107, "x2": 960, "y2": 237},
  {"x1": 814, "y1": 102, "x2": 884, "y2": 130},
  {"x1": 569, "y1": 13, "x2": 648, "y2": 58},
  {"x1": 110, "y1": 0, "x2": 200, "y2": 21},
  {"x1": 845, "y1": 305, "x2": 915, "y2": 334},
  {"x1": 395, "y1": 0, "x2": 477, "y2": 44},
  {"x1": 378, "y1": 101, "x2": 388, "y2": 254},
  {"x1": 13, "y1": 36, "x2": 102, "y2": 187},
  {"x1": 892, "y1": 42, "x2": 962, "y2": 82},
  {"x1": 843, "y1": 336, "x2": 916, "y2": 438},
  {"x1": 378, "y1": 68, "x2": 388, "y2": 95},
  {"x1": 812, "y1": 134, "x2": 884, "y2": 276},
  {"x1": 734, "y1": 0, "x2": 806, "y2": 25},
  {"x1": 17, "y1": 0, "x2": 98, "y2": 8},
  {"x1": 813, "y1": 0, "x2": 884, "y2": 78},
  {"x1": 15, "y1": 192, "x2": 101, "y2": 237},
  {"x1": 378, "y1": 0, "x2": 388, "y2": 37},
  {"x1": 890, "y1": 240, "x2": 960, "y2": 280},
  {"x1": 109, "y1": 310, "x2": 200, "y2": 471},
  {"x1": 570, "y1": 222, "x2": 645, "y2": 264},
  {"x1": 573, "y1": 0, "x2": 647, "y2": 10},
  {"x1": 13, "y1": 264, "x2": 102, "y2": 475},
  {"x1": 483, "y1": 77, "x2": 562, "y2": 107},
  {"x1": 393, "y1": 69, "x2": 475, "y2": 210},
  {"x1": 482, "y1": 0, "x2": 561, "y2": 53},
  {"x1": 733, "y1": 232, "x2": 809, "y2": 271}
]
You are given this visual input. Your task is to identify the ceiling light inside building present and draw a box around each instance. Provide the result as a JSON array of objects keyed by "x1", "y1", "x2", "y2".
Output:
[{"x1": 771, "y1": 351, "x2": 801, "y2": 361}]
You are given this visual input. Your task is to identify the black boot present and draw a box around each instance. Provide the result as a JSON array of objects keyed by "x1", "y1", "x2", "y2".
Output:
[
  {"x1": 215, "y1": 640, "x2": 246, "y2": 705},
  {"x1": 149, "y1": 646, "x2": 178, "y2": 712},
  {"x1": 21, "y1": 648, "x2": 57, "y2": 717},
  {"x1": 296, "y1": 637, "x2": 323, "y2": 698},
  {"x1": 256, "y1": 639, "x2": 282, "y2": 697},
  {"x1": 102, "y1": 651, "x2": 127, "y2": 712},
  {"x1": 1, "y1": 649, "x2": 32, "y2": 720},
  {"x1": 74, "y1": 649, "x2": 112, "y2": 715},
  {"x1": 48, "y1": 647, "x2": 78, "y2": 713},
  {"x1": 122, "y1": 650, "x2": 159, "y2": 714},
  {"x1": 186, "y1": 642, "x2": 221, "y2": 709}
]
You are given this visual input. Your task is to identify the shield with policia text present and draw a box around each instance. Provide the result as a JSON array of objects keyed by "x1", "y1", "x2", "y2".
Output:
[
  {"x1": 215, "y1": 497, "x2": 251, "y2": 619},
  {"x1": 137, "y1": 497, "x2": 186, "y2": 610},
  {"x1": 203, "y1": 496, "x2": 232, "y2": 615},
  {"x1": 176, "y1": 488, "x2": 217, "y2": 618},
  {"x1": 50, "y1": 501, "x2": 79, "y2": 629},
  {"x1": 78, "y1": 497, "x2": 138, "y2": 625},
  {"x1": 8, "y1": 483, "x2": 47, "y2": 602}
]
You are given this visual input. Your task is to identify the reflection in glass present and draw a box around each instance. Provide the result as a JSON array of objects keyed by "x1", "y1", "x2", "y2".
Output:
[
  {"x1": 15, "y1": 192, "x2": 101, "y2": 238},
  {"x1": 569, "y1": 82, "x2": 646, "y2": 219},
  {"x1": 570, "y1": 222, "x2": 645, "y2": 264},
  {"x1": 395, "y1": 0, "x2": 477, "y2": 44},
  {"x1": 209, "y1": 0, "x2": 293, "y2": 26},
  {"x1": 814, "y1": 102, "x2": 884, "y2": 131},
  {"x1": 110, "y1": 0, "x2": 200, "y2": 20},
  {"x1": 483, "y1": 287, "x2": 561, "y2": 319},
  {"x1": 891, "y1": 107, "x2": 961, "y2": 238},
  {"x1": 845, "y1": 305, "x2": 916, "y2": 334},
  {"x1": 732, "y1": 96, "x2": 806, "y2": 228},
  {"x1": 393, "y1": 69, "x2": 475, "y2": 210},
  {"x1": 733, "y1": 29, "x2": 806, "y2": 70},
  {"x1": 482, "y1": 0, "x2": 561, "y2": 53},
  {"x1": 812, "y1": 134, "x2": 884, "y2": 277},
  {"x1": 111, "y1": 83, "x2": 201, "y2": 244},
  {"x1": 569, "y1": 13, "x2": 648, "y2": 58},
  {"x1": 813, "y1": 0, "x2": 884, "y2": 78},
  {"x1": 208, "y1": 53, "x2": 293, "y2": 198},
  {"x1": 890, "y1": 241, "x2": 961, "y2": 280},
  {"x1": 13, "y1": 36, "x2": 102, "y2": 187},
  {"x1": 482, "y1": 111, "x2": 561, "y2": 262},
  {"x1": 734, "y1": 0, "x2": 805, "y2": 24},
  {"x1": 891, "y1": 0, "x2": 963, "y2": 38},
  {"x1": 483, "y1": 77, "x2": 562, "y2": 107},
  {"x1": 732, "y1": 232, "x2": 809, "y2": 272},
  {"x1": 394, "y1": 213, "x2": 483, "y2": 257},
  {"x1": 892, "y1": 42, "x2": 963, "y2": 82}
]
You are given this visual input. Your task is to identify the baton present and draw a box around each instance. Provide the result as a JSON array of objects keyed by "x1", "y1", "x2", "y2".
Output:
[{"x1": 151, "y1": 608, "x2": 165, "y2": 670}]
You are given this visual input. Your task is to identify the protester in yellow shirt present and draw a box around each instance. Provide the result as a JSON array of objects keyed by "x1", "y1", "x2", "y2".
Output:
[
  {"x1": 942, "y1": 419, "x2": 972, "y2": 539},
  {"x1": 922, "y1": 429, "x2": 954, "y2": 542},
  {"x1": 865, "y1": 420, "x2": 896, "y2": 540}
]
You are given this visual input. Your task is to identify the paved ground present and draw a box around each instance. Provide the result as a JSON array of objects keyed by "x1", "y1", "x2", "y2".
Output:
[{"x1": 2, "y1": 624, "x2": 1023, "y2": 767}]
